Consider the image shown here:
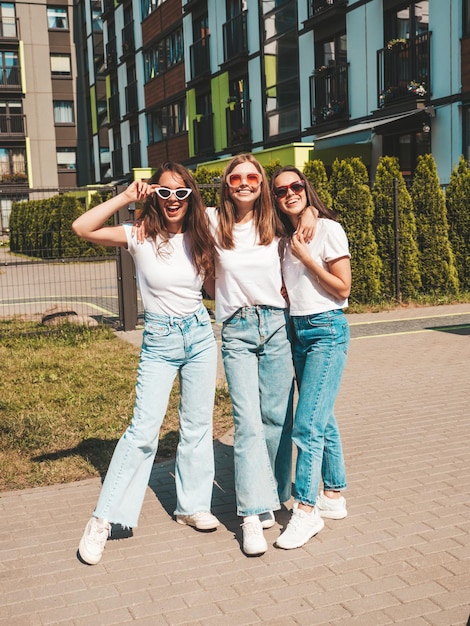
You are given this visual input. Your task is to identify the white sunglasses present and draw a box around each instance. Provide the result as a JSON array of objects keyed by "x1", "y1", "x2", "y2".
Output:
[{"x1": 154, "y1": 187, "x2": 192, "y2": 200}]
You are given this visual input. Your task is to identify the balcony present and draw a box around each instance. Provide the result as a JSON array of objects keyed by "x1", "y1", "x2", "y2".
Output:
[
  {"x1": 0, "y1": 16, "x2": 19, "y2": 40},
  {"x1": 226, "y1": 100, "x2": 251, "y2": 150},
  {"x1": 128, "y1": 141, "x2": 141, "y2": 170},
  {"x1": 106, "y1": 36, "x2": 117, "y2": 67},
  {"x1": 108, "y1": 92, "x2": 120, "y2": 124},
  {"x1": 125, "y1": 80, "x2": 138, "y2": 114},
  {"x1": 193, "y1": 113, "x2": 214, "y2": 155},
  {"x1": 0, "y1": 113, "x2": 26, "y2": 136},
  {"x1": 377, "y1": 32, "x2": 431, "y2": 110},
  {"x1": 111, "y1": 147, "x2": 123, "y2": 177},
  {"x1": 121, "y1": 20, "x2": 135, "y2": 57},
  {"x1": 0, "y1": 66, "x2": 21, "y2": 91},
  {"x1": 306, "y1": 0, "x2": 347, "y2": 26},
  {"x1": 310, "y1": 63, "x2": 349, "y2": 127},
  {"x1": 223, "y1": 11, "x2": 247, "y2": 64},
  {"x1": 190, "y1": 35, "x2": 210, "y2": 81}
]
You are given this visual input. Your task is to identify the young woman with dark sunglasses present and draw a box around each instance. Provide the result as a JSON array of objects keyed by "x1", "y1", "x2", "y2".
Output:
[
  {"x1": 205, "y1": 154, "x2": 315, "y2": 556},
  {"x1": 72, "y1": 162, "x2": 220, "y2": 565},
  {"x1": 270, "y1": 165, "x2": 351, "y2": 550}
]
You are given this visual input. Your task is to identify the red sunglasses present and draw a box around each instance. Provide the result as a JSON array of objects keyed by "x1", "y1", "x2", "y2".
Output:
[
  {"x1": 273, "y1": 180, "x2": 306, "y2": 199},
  {"x1": 227, "y1": 172, "x2": 261, "y2": 187}
]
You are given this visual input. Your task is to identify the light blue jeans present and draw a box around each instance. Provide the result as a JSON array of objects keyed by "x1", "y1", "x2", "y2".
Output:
[
  {"x1": 221, "y1": 306, "x2": 294, "y2": 517},
  {"x1": 94, "y1": 305, "x2": 217, "y2": 528},
  {"x1": 291, "y1": 309, "x2": 349, "y2": 506}
]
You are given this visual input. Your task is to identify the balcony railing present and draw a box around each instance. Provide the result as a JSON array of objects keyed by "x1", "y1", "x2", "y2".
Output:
[
  {"x1": 223, "y1": 11, "x2": 247, "y2": 62},
  {"x1": 0, "y1": 66, "x2": 21, "y2": 90},
  {"x1": 111, "y1": 147, "x2": 123, "y2": 177},
  {"x1": 193, "y1": 113, "x2": 214, "y2": 155},
  {"x1": 128, "y1": 141, "x2": 141, "y2": 170},
  {"x1": 106, "y1": 36, "x2": 117, "y2": 67},
  {"x1": 226, "y1": 100, "x2": 251, "y2": 149},
  {"x1": 125, "y1": 80, "x2": 138, "y2": 114},
  {"x1": 190, "y1": 35, "x2": 210, "y2": 80},
  {"x1": 121, "y1": 20, "x2": 135, "y2": 56},
  {"x1": 108, "y1": 92, "x2": 120, "y2": 123},
  {"x1": 0, "y1": 16, "x2": 19, "y2": 39},
  {"x1": 308, "y1": 0, "x2": 346, "y2": 19},
  {"x1": 377, "y1": 32, "x2": 431, "y2": 109},
  {"x1": 310, "y1": 63, "x2": 349, "y2": 126},
  {"x1": 0, "y1": 113, "x2": 26, "y2": 135}
]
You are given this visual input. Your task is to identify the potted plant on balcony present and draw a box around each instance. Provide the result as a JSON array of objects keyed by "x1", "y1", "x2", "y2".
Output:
[
  {"x1": 386, "y1": 37, "x2": 407, "y2": 51},
  {"x1": 407, "y1": 80, "x2": 426, "y2": 97},
  {"x1": 227, "y1": 96, "x2": 237, "y2": 111}
]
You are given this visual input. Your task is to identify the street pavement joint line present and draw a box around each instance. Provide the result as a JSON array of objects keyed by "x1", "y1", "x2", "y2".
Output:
[
  {"x1": 352, "y1": 324, "x2": 470, "y2": 340},
  {"x1": 349, "y1": 310, "x2": 470, "y2": 326}
]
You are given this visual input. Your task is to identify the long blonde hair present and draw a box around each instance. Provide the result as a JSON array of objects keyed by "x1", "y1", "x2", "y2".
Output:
[{"x1": 217, "y1": 154, "x2": 286, "y2": 249}]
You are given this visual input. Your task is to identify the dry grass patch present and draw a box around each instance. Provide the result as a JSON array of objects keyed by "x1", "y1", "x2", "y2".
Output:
[{"x1": 0, "y1": 321, "x2": 233, "y2": 491}]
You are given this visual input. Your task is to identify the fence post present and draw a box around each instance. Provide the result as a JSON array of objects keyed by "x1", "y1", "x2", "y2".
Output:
[
  {"x1": 114, "y1": 184, "x2": 138, "y2": 331},
  {"x1": 393, "y1": 177, "x2": 401, "y2": 302}
]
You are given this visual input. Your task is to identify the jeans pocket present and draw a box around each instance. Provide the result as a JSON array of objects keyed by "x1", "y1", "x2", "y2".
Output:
[{"x1": 143, "y1": 321, "x2": 171, "y2": 346}]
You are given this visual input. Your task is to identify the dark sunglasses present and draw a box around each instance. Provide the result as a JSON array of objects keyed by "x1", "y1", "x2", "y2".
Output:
[
  {"x1": 154, "y1": 187, "x2": 192, "y2": 200},
  {"x1": 273, "y1": 180, "x2": 306, "y2": 199},
  {"x1": 227, "y1": 172, "x2": 261, "y2": 187}
]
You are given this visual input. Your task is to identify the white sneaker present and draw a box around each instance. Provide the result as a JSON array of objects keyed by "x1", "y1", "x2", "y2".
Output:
[
  {"x1": 316, "y1": 491, "x2": 348, "y2": 519},
  {"x1": 259, "y1": 511, "x2": 275, "y2": 529},
  {"x1": 176, "y1": 511, "x2": 220, "y2": 530},
  {"x1": 275, "y1": 507, "x2": 324, "y2": 550},
  {"x1": 78, "y1": 516, "x2": 111, "y2": 565},
  {"x1": 241, "y1": 517, "x2": 268, "y2": 556}
]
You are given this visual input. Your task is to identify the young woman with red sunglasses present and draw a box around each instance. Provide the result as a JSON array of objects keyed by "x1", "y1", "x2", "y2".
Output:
[
  {"x1": 270, "y1": 165, "x2": 351, "y2": 550},
  {"x1": 205, "y1": 154, "x2": 315, "y2": 556},
  {"x1": 72, "y1": 162, "x2": 220, "y2": 565}
]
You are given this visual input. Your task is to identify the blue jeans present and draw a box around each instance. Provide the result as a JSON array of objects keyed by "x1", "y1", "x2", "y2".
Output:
[
  {"x1": 291, "y1": 309, "x2": 349, "y2": 506},
  {"x1": 221, "y1": 306, "x2": 294, "y2": 517},
  {"x1": 94, "y1": 305, "x2": 217, "y2": 528}
]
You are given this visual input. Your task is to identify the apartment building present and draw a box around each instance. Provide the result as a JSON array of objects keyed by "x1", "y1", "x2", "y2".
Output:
[
  {"x1": 0, "y1": 0, "x2": 79, "y2": 229},
  {"x1": 68, "y1": 0, "x2": 470, "y2": 188}
]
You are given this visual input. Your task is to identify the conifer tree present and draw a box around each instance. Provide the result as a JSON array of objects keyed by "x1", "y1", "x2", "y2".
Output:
[
  {"x1": 410, "y1": 154, "x2": 459, "y2": 294},
  {"x1": 372, "y1": 156, "x2": 421, "y2": 299},
  {"x1": 303, "y1": 159, "x2": 332, "y2": 207},
  {"x1": 263, "y1": 159, "x2": 283, "y2": 182},
  {"x1": 329, "y1": 158, "x2": 382, "y2": 303},
  {"x1": 445, "y1": 155, "x2": 470, "y2": 290}
]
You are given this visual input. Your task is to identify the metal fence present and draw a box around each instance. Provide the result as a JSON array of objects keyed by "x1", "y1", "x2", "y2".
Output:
[{"x1": 0, "y1": 186, "x2": 143, "y2": 331}]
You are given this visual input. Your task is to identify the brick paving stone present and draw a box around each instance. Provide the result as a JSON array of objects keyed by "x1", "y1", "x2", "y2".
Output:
[{"x1": 0, "y1": 304, "x2": 469, "y2": 625}]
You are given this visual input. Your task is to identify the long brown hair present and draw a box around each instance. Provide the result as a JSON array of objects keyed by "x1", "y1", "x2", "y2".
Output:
[
  {"x1": 271, "y1": 165, "x2": 337, "y2": 235},
  {"x1": 217, "y1": 154, "x2": 285, "y2": 249},
  {"x1": 139, "y1": 162, "x2": 215, "y2": 278}
]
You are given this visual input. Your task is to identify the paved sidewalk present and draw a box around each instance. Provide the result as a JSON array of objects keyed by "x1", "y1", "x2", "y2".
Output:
[{"x1": 1, "y1": 305, "x2": 469, "y2": 625}]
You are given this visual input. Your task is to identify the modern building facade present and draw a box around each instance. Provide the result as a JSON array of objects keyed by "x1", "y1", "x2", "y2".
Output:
[
  {"x1": 60, "y1": 0, "x2": 470, "y2": 188},
  {"x1": 0, "y1": 0, "x2": 80, "y2": 229}
]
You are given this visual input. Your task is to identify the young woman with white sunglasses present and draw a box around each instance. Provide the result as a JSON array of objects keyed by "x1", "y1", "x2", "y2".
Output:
[{"x1": 72, "y1": 162, "x2": 219, "y2": 565}]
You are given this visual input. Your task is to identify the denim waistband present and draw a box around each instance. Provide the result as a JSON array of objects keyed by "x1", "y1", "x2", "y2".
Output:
[
  {"x1": 144, "y1": 303, "x2": 207, "y2": 327},
  {"x1": 292, "y1": 308, "x2": 345, "y2": 321}
]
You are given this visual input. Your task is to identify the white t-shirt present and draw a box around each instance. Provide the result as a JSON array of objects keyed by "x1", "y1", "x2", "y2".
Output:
[
  {"x1": 282, "y1": 218, "x2": 350, "y2": 316},
  {"x1": 206, "y1": 207, "x2": 287, "y2": 322},
  {"x1": 123, "y1": 223, "x2": 202, "y2": 317}
]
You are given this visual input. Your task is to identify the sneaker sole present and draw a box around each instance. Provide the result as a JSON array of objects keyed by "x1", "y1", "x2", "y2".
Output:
[
  {"x1": 317, "y1": 509, "x2": 348, "y2": 520},
  {"x1": 176, "y1": 517, "x2": 220, "y2": 530},
  {"x1": 275, "y1": 518, "x2": 325, "y2": 550},
  {"x1": 243, "y1": 542, "x2": 268, "y2": 556}
]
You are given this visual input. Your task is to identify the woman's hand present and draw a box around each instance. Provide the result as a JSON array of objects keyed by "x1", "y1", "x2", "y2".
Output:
[
  {"x1": 131, "y1": 220, "x2": 147, "y2": 244},
  {"x1": 290, "y1": 231, "x2": 312, "y2": 265},
  {"x1": 295, "y1": 206, "x2": 317, "y2": 242}
]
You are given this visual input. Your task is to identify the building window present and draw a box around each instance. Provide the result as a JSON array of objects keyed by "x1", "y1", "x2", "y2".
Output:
[
  {"x1": 50, "y1": 54, "x2": 72, "y2": 76},
  {"x1": 47, "y1": 6, "x2": 68, "y2": 29},
  {"x1": 53, "y1": 101, "x2": 74, "y2": 124},
  {"x1": 143, "y1": 27, "x2": 183, "y2": 82},
  {"x1": 0, "y1": 51, "x2": 20, "y2": 86},
  {"x1": 141, "y1": 0, "x2": 167, "y2": 20},
  {"x1": 0, "y1": 2, "x2": 17, "y2": 38},
  {"x1": 147, "y1": 99, "x2": 186, "y2": 144},
  {"x1": 57, "y1": 148, "x2": 76, "y2": 170},
  {"x1": 0, "y1": 147, "x2": 26, "y2": 181}
]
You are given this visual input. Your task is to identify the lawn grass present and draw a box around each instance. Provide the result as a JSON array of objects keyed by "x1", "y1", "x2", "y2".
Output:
[{"x1": 0, "y1": 321, "x2": 234, "y2": 492}]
